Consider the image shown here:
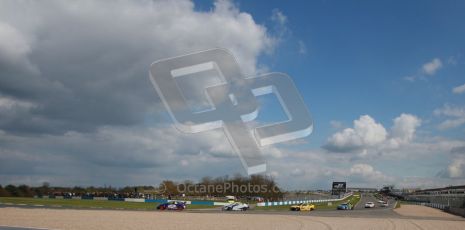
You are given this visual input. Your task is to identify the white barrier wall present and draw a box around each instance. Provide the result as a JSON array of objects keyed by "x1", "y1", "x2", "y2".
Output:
[
  {"x1": 213, "y1": 202, "x2": 229, "y2": 206},
  {"x1": 124, "y1": 198, "x2": 146, "y2": 203},
  {"x1": 256, "y1": 192, "x2": 353, "y2": 207}
]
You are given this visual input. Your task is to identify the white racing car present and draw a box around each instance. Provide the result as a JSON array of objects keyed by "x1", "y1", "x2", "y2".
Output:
[
  {"x1": 222, "y1": 202, "x2": 249, "y2": 211},
  {"x1": 364, "y1": 202, "x2": 375, "y2": 208}
]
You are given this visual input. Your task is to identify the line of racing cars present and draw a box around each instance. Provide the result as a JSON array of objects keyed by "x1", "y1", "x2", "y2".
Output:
[
  {"x1": 155, "y1": 196, "x2": 389, "y2": 212},
  {"x1": 156, "y1": 200, "x2": 318, "y2": 212},
  {"x1": 155, "y1": 201, "x2": 250, "y2": 211},
  {"x1": 156, "y1": 201, "x2": 328, "y2": 212},
  {"x1": 156, "y1": 201, "x2": 357, "y2": 212}
]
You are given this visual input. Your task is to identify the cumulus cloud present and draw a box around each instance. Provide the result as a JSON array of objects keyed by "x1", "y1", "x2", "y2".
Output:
[
  {"x1": 435, "y1": 146, "x2": 465, "y2": 179},
  {"x1": 349, "y1": 164, "x2": 393, "y2": 185},
  {"x1": 324, "y1": 115, "x2": 387, "y2": 152},
  {"x1": 324, "y1": 114, "x2": 421, "y2": 153},
  {"x1": 388, "y1": 113, "x2": 422, "y2": 147},
  {"x1": 422, "y1": 58, "x2": 443, "y2": 75},
  {"x1": 452, "y1": 83, "x2": 465, "y2": 94},
  {"x1": 0, "y1": 0, "x2": 276, "y2": 134}
]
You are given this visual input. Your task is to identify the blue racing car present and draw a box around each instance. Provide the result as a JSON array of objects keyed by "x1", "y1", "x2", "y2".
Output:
[
  {"x1": 156, "y1": 201, "x2": 186, "y2": 210},
  {"x1": 337, "y1": 203, "x2": 353, "y2": 210}
]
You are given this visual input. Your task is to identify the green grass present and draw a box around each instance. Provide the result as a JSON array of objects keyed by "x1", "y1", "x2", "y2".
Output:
[
  {"x1": 0, "y1": 197, "x2": 216, "y2": 210},
  {"x1": 350, "y1": 193, "x2": 361, "y2": 207},
  {"x1": 255, "y1": 192, "x2": 361, "y2": 211}
]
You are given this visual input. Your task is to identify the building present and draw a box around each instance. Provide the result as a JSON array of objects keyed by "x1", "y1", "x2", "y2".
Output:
[{"x1": 347, "y1": 187, "x2": 378, "y2": 193}]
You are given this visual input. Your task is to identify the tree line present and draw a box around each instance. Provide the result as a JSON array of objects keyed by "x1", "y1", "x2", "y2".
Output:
[
  {"x1": 0, "y1": 182, "x2": 157, "y2": 198},
  {"x1": 160, "y1": 174, "x2": 283, "y2": 200},
  {"x1": 0, "y1": 174, "x2": 284, "y2": 200}
]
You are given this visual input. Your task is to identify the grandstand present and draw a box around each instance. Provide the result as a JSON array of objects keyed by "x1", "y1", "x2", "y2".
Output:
[{"x1": 404, "y1": 185, "x2": 465, "y2": 217}]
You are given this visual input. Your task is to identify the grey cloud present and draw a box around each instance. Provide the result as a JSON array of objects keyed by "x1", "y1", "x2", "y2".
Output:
[
  {"x1": 0, "y1": 0, "x2": 274, "y2": 135},
  {"x1": 0, "y1": 125, "x2": 248, "y2": 186}
]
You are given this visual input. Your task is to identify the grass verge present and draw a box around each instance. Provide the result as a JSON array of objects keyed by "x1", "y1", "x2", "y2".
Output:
[{"x1": 0, "y1": 197, "x2": 216, "y2": 210}]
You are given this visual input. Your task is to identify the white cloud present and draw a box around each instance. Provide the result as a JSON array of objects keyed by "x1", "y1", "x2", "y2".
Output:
[
  {"x1": 389, "y1": 114, "x2": 421, "y2": 147},
  {"x1": 436, "y1": 146, "x2": 465, "y2": 179},
  {"x1": 325, "y1": 115, "x2": 387, "y2": 152},
  {"x1": 434, "y1": 104, "x2": 465, "y2": 130},
  {"x1": 350, "y1": 163, "x2": 375, "y2": 175},
  {"x1": 448, "y1": 158, "x2": 465, "y2": 178},
  {"x1": 438, "y1": 118, "x2": 465, "y2": 130},
  {"x1": 271, "y1": 9, "x2": 287, "y2": 26},
  {"x1": 404, "y1": 57, "x2": 443, "y2": 81},
  {"x1": 325, "y1": 114, "x2": 421, "y2": 153},
  {"x1": 349, "y1": 163, "x2": 393, "y2": 184},
  {"x1": 0, "y1": 0, "x2": 275, "y2": 77},
  {"x1": 422, "y1": 58, "x2": 443, "y2": 75},
  {"x1": 0, "y1": 21, "x2": 37, "y2": 73},
  {"x1": 434, "y1": 104, "x2": 465, "y2": 117},
  {"x1": 452, "y1": 83, "x2": 465, "y2": 94},
  {"x1": 269, "y1": 8, "x2": 288, "y2": 43}
]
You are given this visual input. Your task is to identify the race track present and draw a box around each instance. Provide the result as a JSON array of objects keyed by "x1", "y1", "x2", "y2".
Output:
[{"x1": 0, "y1": 203, "x2": 464, "y2": 230}]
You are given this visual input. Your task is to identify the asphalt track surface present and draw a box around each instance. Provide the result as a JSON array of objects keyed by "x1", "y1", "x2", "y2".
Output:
[{"x1": 178, "y1": 193, "x2": 462, "y2": 223}]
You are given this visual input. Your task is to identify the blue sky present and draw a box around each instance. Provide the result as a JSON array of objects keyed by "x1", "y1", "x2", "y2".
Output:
[
  {"x1": 231, "y1": 0, "x2": 465, "y2": 144},
  {"x1": 0, "y1": 0, "x2": 464, "y2": 190}
]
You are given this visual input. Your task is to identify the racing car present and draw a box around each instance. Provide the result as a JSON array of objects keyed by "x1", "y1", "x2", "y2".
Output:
[
  {"x1": 364, "y1": 202, "x2": 375, "y2": 208},
  {"x1": 337, "y1": 203, "x2": 353, "y2": 210},
  {"x1": 290, "y1": 203, "x2": 315, "y2": 211},
  {"x1": 222, "y1": 202, "x2": 249, "y2": 211},
  {"x1": 156, "y1": 201, "x2": 186, "y2": 210}
]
